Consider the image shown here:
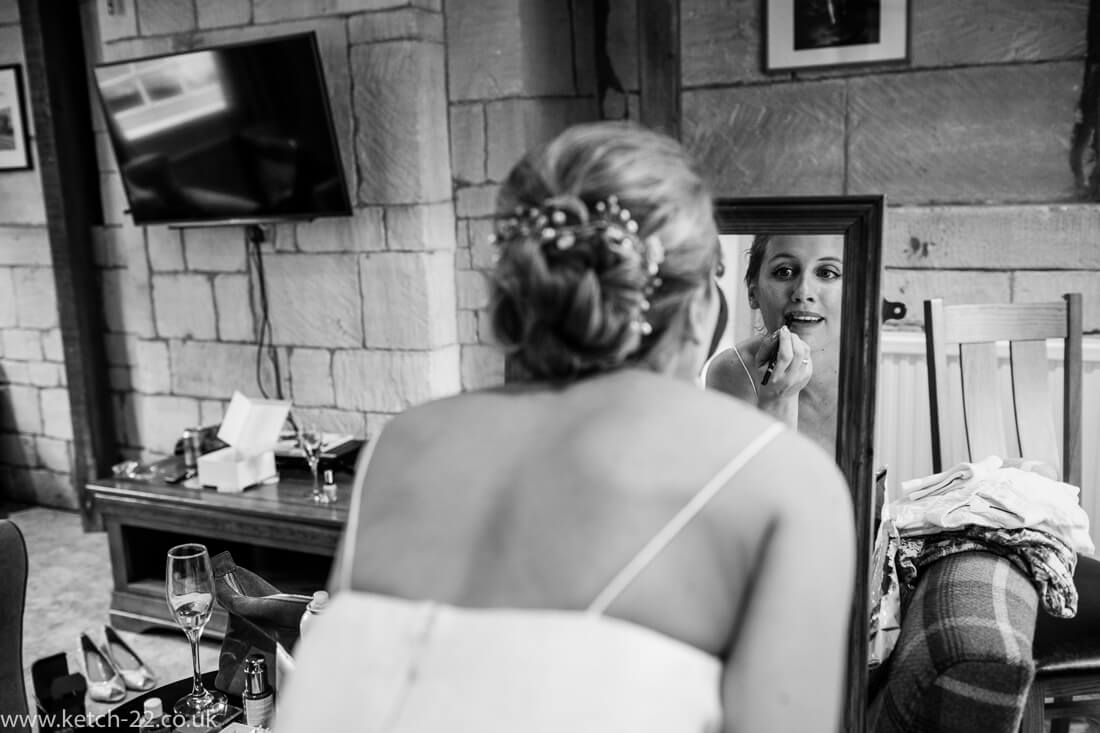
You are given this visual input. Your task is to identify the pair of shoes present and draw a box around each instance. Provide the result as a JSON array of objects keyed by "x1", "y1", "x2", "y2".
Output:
[{"x1": 79, "y1": 627, "x2": 157, "y2": 702}]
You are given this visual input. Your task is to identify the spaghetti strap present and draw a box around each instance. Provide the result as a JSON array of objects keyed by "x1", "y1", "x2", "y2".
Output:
[
  {"x1": 732, "y1": 345, "x2": 758, "y2": 401},
  {"x1": 587, "y1": 422, "x2": 785, "y2": 615}
]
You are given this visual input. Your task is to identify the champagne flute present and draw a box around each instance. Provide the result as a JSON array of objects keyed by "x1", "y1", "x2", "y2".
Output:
[
  {"x1": 296, "y1": 422, "x2": 326, "y2": 503},
  {"x1": 166, "y1": 543, "x2": 226, "y2": 719}
]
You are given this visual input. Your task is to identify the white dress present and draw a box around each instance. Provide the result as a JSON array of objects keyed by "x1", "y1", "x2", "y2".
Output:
[{"x1": 276, "y1": 424, "x2": 784, "y2": 732}]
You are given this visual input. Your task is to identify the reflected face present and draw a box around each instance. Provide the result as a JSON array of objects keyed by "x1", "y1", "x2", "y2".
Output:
[{"x1": 748, "y1": 234, "x2": 844, "y2": 351}]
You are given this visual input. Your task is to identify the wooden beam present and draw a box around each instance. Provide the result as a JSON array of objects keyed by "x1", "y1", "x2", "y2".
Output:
[
  {"x1": 637, "y1": 0, "x2": 681, "y2": 138},
  {"x1": 19, "y1": 0, "x2": 116, "y2": 528}
]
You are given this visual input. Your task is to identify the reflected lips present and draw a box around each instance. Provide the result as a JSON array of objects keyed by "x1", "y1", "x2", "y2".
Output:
[{"x1": 785, "y1": 311, "x2": 824, "y2": 325}]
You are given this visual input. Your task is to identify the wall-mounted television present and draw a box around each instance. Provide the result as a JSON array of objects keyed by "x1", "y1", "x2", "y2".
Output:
[{"x1": 93, "y1": 32, "x2": 352, "y2": 227}]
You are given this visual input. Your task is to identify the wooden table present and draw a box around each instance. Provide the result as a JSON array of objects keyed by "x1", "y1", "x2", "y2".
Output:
[{"x1": 86, "y1": 471, "x2": 350, "y2": 639}]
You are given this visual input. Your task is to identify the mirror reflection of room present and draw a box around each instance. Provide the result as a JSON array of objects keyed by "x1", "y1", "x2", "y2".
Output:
[{"x1": 2, "y1": 2, "x2": 1099, "y2": 733}]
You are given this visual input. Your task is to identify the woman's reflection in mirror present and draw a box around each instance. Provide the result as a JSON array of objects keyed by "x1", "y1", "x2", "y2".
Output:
[{"x1": 705, "y1": 233, "x2": 844, "y2": 453}]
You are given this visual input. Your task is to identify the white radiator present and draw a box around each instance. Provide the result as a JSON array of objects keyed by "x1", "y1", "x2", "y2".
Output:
[{"x1": 874, "y1": 331, "x2": 1100, "y2": 552}]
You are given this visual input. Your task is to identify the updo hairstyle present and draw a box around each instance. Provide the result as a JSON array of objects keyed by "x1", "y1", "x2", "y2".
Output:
[{"x1": 488, "y1": 121, "x2": 720, "y2": 380}]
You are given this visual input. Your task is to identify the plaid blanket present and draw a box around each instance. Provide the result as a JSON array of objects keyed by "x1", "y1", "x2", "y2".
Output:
[
  {"x1": 869, "y1": 551, "x2": 1039, "y2": 733},
  {"x1": 896, "y1": 527, "x2": 1078, "y2": 618}
]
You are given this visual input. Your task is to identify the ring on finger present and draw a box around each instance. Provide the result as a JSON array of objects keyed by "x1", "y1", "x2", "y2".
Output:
[{"x1": 801, "y1": 358, "x2": 810, "y2": 365}]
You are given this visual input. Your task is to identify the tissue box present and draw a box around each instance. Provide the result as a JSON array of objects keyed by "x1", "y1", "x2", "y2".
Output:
[
  {"x1": 197, "y1": 447, "x2": 276, "y2": 493},
  {"x1": 198, "y1": 391, "x2": 290, "y2": 492}
]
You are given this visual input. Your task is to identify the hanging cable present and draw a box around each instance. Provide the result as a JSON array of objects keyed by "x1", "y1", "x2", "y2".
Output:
[{"x1": 246, "y1": 225, "x2": 285, "y2": 401}]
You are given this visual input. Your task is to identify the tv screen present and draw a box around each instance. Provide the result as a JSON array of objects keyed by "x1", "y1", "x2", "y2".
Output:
[{"x1": 94, "y1": 32, "x2": 352, "y2": 227}]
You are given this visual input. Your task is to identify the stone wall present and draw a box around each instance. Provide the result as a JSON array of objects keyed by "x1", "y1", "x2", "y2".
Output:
[
  {"x1": 0, "y1": 0, "x2": 78, "y2": 507},
  {"x1": 681, "y1": 0, "x2": 1100, "y2": 332},
  {"x1": 446, "y1": 0, "x2": 607, "y2": 388}
]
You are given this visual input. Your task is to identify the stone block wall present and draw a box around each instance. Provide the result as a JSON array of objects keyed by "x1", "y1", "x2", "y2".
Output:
[
  {"x1": 681, "y1": 0, "x2": 1100, "y2": 332},
  {"x1": 444, "y1": 0, "x2": 620, "y2": 389},
  {"x1": 0, "y1": 0, "x2": 78, "y2": 507}
]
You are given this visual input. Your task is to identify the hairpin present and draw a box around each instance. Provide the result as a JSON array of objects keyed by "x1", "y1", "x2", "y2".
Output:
[{"x1": 490, "y1": 196, "x2": 665, "y2": 336}]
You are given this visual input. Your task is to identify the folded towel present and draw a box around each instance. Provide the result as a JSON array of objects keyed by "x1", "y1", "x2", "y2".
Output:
[{"x1": 901, "y1": 456, "x2": 1002, "y2": 501}]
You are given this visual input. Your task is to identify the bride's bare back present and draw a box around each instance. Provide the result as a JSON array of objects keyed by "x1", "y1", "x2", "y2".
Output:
[{"x1": 343, "y1": 369, "x2": 854, "y2": 731}]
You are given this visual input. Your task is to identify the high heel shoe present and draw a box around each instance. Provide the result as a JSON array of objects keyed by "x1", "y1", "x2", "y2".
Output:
[
  {"x1": 104, "y1": 626, "x2": 156, "y2": 691},
  {"x1": 79, "y1": 632, "x2": 126, "y2": 703}
]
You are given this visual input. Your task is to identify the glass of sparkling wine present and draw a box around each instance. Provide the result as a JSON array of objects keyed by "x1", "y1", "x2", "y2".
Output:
[
  {"x1": 166, "y1": 543, "x2": 226, "y2": 718},
  {"x1": 296, "y1": 422, "x2": 326, "y2": 503}
]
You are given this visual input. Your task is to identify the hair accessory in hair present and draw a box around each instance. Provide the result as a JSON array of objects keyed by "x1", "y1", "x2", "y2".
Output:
[{"x1": 490, "y1": 195, "x2": 665, "y2": 335}]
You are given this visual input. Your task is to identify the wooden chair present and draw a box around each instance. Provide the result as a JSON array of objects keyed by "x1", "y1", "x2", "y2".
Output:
[{"x1": 923, "y1": 293, "x2": 1100, "y2": 733}]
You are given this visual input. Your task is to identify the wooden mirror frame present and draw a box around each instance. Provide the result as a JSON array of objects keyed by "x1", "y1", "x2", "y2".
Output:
[{"x1": 714, "y1": 195, "x2": 884, "y2": 733}]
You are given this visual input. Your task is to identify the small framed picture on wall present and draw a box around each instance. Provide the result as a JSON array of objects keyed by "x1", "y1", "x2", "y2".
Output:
[
  {"x1": 764, "y1": 0, "x2": 909, "y2": 73},
  {"x1": 0, "y1": 65, "x2": 32, "y2": 171}
]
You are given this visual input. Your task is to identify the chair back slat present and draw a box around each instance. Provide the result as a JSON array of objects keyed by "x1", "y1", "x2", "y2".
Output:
[
  {"x1": 942, "y1": 302, "x2": 1068, "y2": 344},
  {"x1": 1009, "y1": 339, "x2": 1062, "y2": 478},
  {"x1": 958, "y1": 342, "x2": 1009, "y2": 462}
]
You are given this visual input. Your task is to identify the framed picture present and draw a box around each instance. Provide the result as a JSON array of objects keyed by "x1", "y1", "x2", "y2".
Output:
[
  {"x1": 0, "y1": 65, "x2": 32, "y2": 171},
  {"x1": 764, "y1": 0, "x2": 909, "y2": 73}
]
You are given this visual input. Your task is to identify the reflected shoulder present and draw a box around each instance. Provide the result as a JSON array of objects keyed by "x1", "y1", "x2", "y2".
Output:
[{"x1": 705, "y1": 340, "x2": 759, "y2": 401}]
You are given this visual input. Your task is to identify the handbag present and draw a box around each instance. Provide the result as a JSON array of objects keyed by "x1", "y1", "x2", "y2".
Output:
[{"x1": 211, "y1": 551, "x2": 312, "y2": 696}]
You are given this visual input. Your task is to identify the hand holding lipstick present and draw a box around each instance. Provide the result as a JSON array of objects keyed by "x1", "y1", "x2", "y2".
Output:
[{"x1": 755, "y1": 325, "x2": 812, "y2": 396}]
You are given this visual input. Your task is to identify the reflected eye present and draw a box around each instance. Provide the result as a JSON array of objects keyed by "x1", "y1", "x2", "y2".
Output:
[
  {"x1": 772, "y1": 265, "x2": 795, "y2": 280},
  {"x1": 817, "y1": 266, "x2": 842, "y2": 281}
]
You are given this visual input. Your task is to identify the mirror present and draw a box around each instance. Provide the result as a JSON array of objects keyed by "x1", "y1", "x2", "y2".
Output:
[{"x1": 711, "y1": 195, "x2": 884, "y2": 733}]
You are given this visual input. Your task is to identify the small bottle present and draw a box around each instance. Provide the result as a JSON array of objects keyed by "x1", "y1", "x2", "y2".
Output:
[
  {"x1": 322, "y1": 469, "x2": 338, "y2": 503},
  {"x1": 181, "y1": 427, "x2": 201, "y2": 471},
  {"x1": 299, "y1": 590, "x2": 330, "y2": 637},
  {"x1": 140, "y1": 697, "x2": 172, "y2": 732},
  {"x1": 242, "y1": 653, "x2": 275, "y2": 730}
]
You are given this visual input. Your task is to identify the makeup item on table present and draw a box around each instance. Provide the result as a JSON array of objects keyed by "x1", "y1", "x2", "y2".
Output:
[
  {"x1": 321, "y1": 469, "x2": 337, "y2": 504},
  {"x1": 139, "y1": 698, "x2": 173, "y2": 732},
  {"x1": 180, "y1": 427, "x2": 206, "y2": 480},
  {"x1": 242, "y1": 654, "x2": 275, "y2": 730}
]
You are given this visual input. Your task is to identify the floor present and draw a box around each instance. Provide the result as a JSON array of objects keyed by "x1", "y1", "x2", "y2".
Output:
[{"x1": 3, "y1": 503, "x2": 217, "y2": 725}]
